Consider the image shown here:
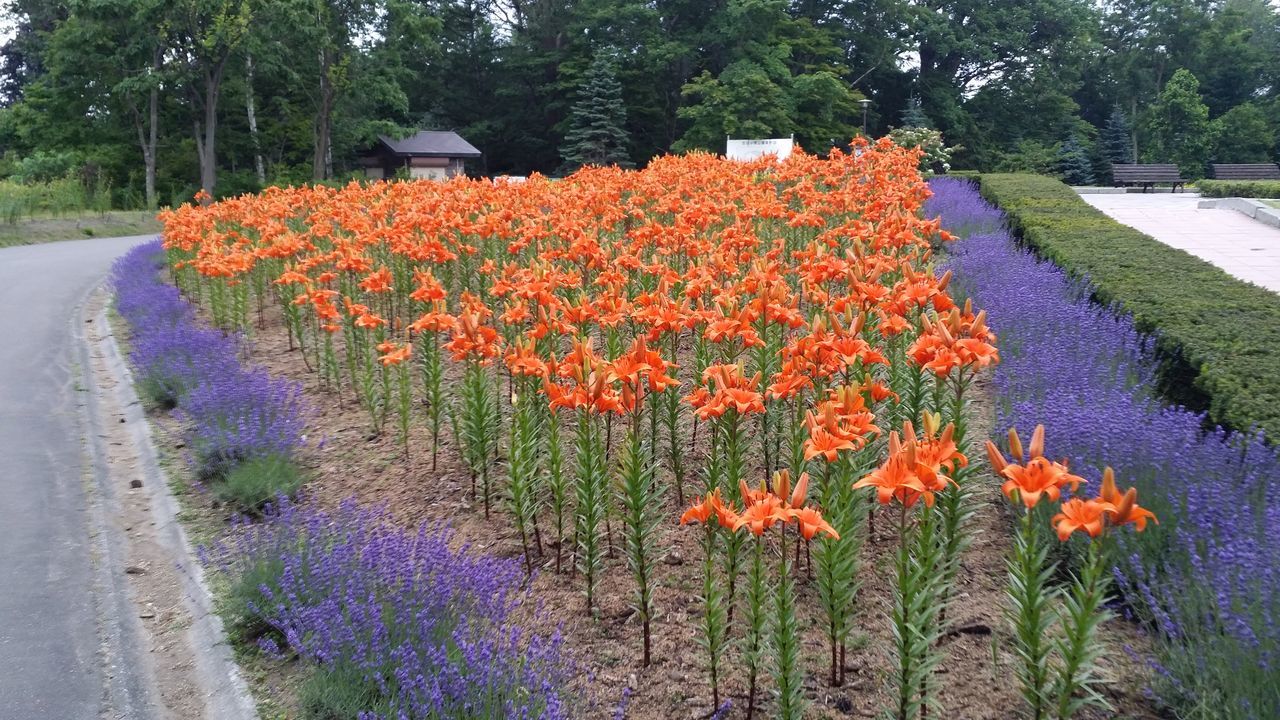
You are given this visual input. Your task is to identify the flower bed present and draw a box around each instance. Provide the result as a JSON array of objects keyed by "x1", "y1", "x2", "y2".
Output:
[
  {"x1": 112, "y1": 241, "x2": 307, "y2": 502},
  {"x1": 976, "y1": 173, "x2": 1280, "y2": 440},
  {"x1": 205, "y1": 499, "x2": 576, "y2": 719},
  {"x1": 931, "y1": 176, "x2": 1280, "y2": 719},
  {"x1": 152, "y1": 146, "x2": 1163, "y2": 719}
]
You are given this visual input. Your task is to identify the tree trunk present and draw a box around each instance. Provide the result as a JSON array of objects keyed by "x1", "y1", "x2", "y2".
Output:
[
  {"x1": 313, "y1": 49, "x2": 335, "y2": 182},
  {"x1": 1130, "y1": 96, "x2": 1139, "y2": 163},
  {"x1": 198, "y1": 69, "x2": 220, "y2": 202},
  {"x1": 246, "y1": 54, "x2": 265, "y2": 186},
  {"x1": 146, "y1": 79, "x2": 158, "y2": 209}
]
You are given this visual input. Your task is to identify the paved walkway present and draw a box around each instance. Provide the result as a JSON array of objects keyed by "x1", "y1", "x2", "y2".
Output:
[
  {"x1": 1081, "y1": 192, "x2": 1280, "y2": 293},
  {"x1": 0, "y1": 235, "x2": 155, "y2": 718}
]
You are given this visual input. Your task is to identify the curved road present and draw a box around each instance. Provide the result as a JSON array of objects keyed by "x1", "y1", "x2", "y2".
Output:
[{"x1": 0, "y1": 235, "x2": 156, "y2": 718}]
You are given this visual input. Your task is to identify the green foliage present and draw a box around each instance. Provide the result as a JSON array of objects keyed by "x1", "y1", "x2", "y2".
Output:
[
  {"x1": 545, "y1": 409, "x2": 570, "y2": 574},
  {"x1": 573, "y1": 411, "x2": 608, "y2": 612},
  {"x1": 813, "y1": 459, "x2": 865, "y2": 687},
  {"x1": 615, "y1": 427, "x2": 663, "y2": 665},
  {"x1": 1144, "y1": 69, "x2": 1214, "y2": 179},
  {"x1": 459, "y1": 362, "x2": 499, "y2": 517},
  {"x1": 1197, "y1": 179, "x2": 1280, "y2": 198},
  {"x1": 560, "y1": 50, "x2": 632, "y2": 172},
  {"x1": 1053, "y1": 541, "x2": 1113, "y2": 720},
  {"x1": 297, "y1": 663, "x2": 382, "y2": 720},
  {"x1": 697, "y1": 524, "x2": 729, "y2": 711},
  {"x1": 1100, "y1": 106, "x2": 1134, "y2": 166},
  {"x1": 0, "y1": 175, "x2": 106, "y2": 223},
  {"x1": 890, "y1": 505, "x2": 947, "y2": 719},
  {"x1": 506, "y1": 392, "x2": 543, "y2": 575},
  {"x1": 979, "y1": 173, "x2": 1280, "y2": 440},
  {"x1": 900, "y1": 96, "x2": 931, "y2": 128},
  {"x1": 993, "y1": 141, "x2": 1061, "y2": 176},
  {"x1": 1007, "y1": 509, "x2": 1059, "y2": 719},
  {"x1": 672, "y1": 0, "x2": 860, "y2": 155},
  {"x1": 215, "y1": 455, "x2": 303, "y2": 512},
  {"x1": 222, "y1": 551, "x2": 286, "y2": 643},
  {"x1": 1212, "y1": 103, "x2": 1277, "y2": 164},
  {"x1": 772, "y1": 534, "x2": 805, "y2": 720},
  {"x1": 2, "y1": 0, "x2": 1277, "y2": 184},
  {"x1": 1057, "y1": 135, "x2": 1095, "y2": 186}
]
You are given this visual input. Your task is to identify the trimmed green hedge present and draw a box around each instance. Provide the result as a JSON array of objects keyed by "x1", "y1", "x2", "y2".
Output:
[
  {"x1": 979, "y1": 173, "x2": 1280, "y2": 439},
  {"x1": 1197, "y1": 179, "x2": 1280, "y2": 198}
]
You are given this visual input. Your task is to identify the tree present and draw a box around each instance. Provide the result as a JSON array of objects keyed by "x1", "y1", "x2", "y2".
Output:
[
  {"x1": 1058, "y1": 134, "x2": 1095, "y2": 185},
  {"x1": 1144, "y1": 68, "x2": 1213, "y2": 178},
  {"x1": 560, "y1": 50, "x2": 632, "y2": 171},
  {"x1": 1212, "y1": 103, "x2": 1276, "y2": 163},
  {"x1": 900, "y1": 96, "x2": 930, "y2": 128},
  {"x1": 44, "y1": 0, "x2": 169, "y2": 208},
  {"x1": 673, "y1": 0, "x2": 858, "y2": 153},
  {"x1": 169, "y1": 0, "x2": 254, "y2": 200},
  {"x1": 1100, "y1": 105, "x2": 1134, "y2": 165}
]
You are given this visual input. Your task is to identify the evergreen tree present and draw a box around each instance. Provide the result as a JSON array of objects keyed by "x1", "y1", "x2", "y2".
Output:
[
  {"x1": 1058, "y1": 134, "x2": 1095, "y2": 185},
  {"x1": 1145, "y1": 68, "x2": 1214, "y2": 179},
  {"x1": 1101, "y1": 105, "x2": 1134, "y2": 164},
  {"x1": 560, "y1": 50, "x2": 632, "y2": 172},
  {"x1": 900, "y1": 95, "x2": 930, "y2": 128}
]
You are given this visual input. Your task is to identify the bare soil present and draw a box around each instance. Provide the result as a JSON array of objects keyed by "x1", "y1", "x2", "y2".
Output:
[
  {"x1": 204, "y1": 301, "x2": 1166, "y2": 720},
  {"x1": 84, "y1": 291, "x2": 208, "y2": 720}
]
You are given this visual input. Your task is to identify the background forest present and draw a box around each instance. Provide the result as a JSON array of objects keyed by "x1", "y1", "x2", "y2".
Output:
[{"x1": 0, "y1": 0, "x2": 1277, "y2": 206}]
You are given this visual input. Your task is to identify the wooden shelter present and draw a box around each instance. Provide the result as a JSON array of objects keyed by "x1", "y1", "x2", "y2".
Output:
[{"x1": 358, "y1": 131, "x2": 481, "y2": 180}]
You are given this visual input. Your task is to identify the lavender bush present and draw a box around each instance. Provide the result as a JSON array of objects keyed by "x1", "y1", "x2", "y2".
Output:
[
  {"x1": 927, "y1": 177, "x2": 1280, "y2": 718},
  {"x1": 206, "y1": 499, "x2": 576, "y2": 719},
  {"x1": 112, "y1": 241, "x2": 306, "y2": 479}
]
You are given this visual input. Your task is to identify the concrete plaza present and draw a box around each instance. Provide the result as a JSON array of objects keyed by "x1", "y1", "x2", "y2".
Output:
[{"x1": 1080, "y1": 192, "x2": 1280, "y2": 294}]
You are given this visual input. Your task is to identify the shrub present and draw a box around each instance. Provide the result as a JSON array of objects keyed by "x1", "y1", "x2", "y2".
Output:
[
  {"x1": 205, "y1": 499, "x2": 578, "y2": 719},
  {"x1": 975, "y1": 173, "x2": 1280, "y2": 440},
  {"x1": 1196, "y1": 179, "x2": 1280, "y2": 198},
  {"x1": 216, "y1": 455, "x2": 303, "y2": 512},
  {"x1": 929, "y1": 177, "x2": 1280, "y2": 719}
]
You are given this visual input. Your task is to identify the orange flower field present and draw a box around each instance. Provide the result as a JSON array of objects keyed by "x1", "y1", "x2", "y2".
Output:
[{"x1": 159, "y1": 139, "x2": 1154, "y2": 719}]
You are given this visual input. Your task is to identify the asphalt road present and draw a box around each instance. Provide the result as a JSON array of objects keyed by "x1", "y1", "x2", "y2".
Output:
[{"x1": 0, "y1": 235, "x2": 155, "y2": 718}]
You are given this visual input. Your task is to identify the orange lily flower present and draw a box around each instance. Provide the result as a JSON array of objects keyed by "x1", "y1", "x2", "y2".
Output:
[{"x1": 1052, "y1": 498, "x2": 1111, "y2": 541}]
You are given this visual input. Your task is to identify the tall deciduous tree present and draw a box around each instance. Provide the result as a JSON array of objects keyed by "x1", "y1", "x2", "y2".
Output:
[
  {"x1": 45, "y1": 0, "x2": 168, "y2": 208},
  {"x1": 1145, "y1": 68, "x2": 1213, "y2": 178},
  {"x1": 169, "y1": 0, "x2": 254, "y2": 200},
  {"x1": 1212, "y1": 103, "x2": 1275, "y2": 164}
]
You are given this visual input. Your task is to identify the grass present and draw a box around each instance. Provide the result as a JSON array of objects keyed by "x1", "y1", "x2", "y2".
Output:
[
  {"x1": 1263, "y1": 199, "x2": 1280, "y2": 209},
  {"x1": 0, "y1": 210, "x2": 161, "y2": 247},
  {"x1": 215, "y1": 455, "x2": 304, "y2": 513}
]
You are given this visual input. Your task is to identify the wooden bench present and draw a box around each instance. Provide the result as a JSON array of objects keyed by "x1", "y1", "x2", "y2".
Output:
[
  {"x1": 1212, "y1": 163, "x2": 1280, "y2": 181},
  {"x1": 1112, "y1": 164, "x2": 1187, "y2": 192}
]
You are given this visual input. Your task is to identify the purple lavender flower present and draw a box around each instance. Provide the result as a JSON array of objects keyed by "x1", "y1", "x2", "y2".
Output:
[
  {"x1": 205, "y1": 498, "x2": 578, "y2": 719},
  {"x1": 112, "y1": 241, "x2": 307, "y2": 477},
  {"x1": 928, "y1": 179, "x2": 1280, "y2": 718}
]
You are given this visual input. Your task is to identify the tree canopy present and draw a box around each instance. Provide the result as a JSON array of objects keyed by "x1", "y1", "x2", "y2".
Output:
[{"x1": 0, "y1": 0, "x2": 1276, "y2": 202}]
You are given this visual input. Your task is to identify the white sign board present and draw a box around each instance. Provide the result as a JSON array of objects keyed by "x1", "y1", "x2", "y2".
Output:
[{"x1": 725, "y1": 137, "x2": 794, "y2": 162}]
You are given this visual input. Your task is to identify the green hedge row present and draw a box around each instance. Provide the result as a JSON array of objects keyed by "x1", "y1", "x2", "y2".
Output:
[
  {"x1": 1196, "y1": 179, "x2": 1280, "y2": 198},
  {"x1": 978, "y1": 173, "x2": 1280, "y2": 439}
]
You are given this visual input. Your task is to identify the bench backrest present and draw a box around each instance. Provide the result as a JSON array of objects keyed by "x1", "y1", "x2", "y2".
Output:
[
  {"x1": 1212, "y1": 164, "x2": 1280, "y2": 181},
  {"x1": 1113, "y1": 164, "x2": 1185, "y2": 182}
]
